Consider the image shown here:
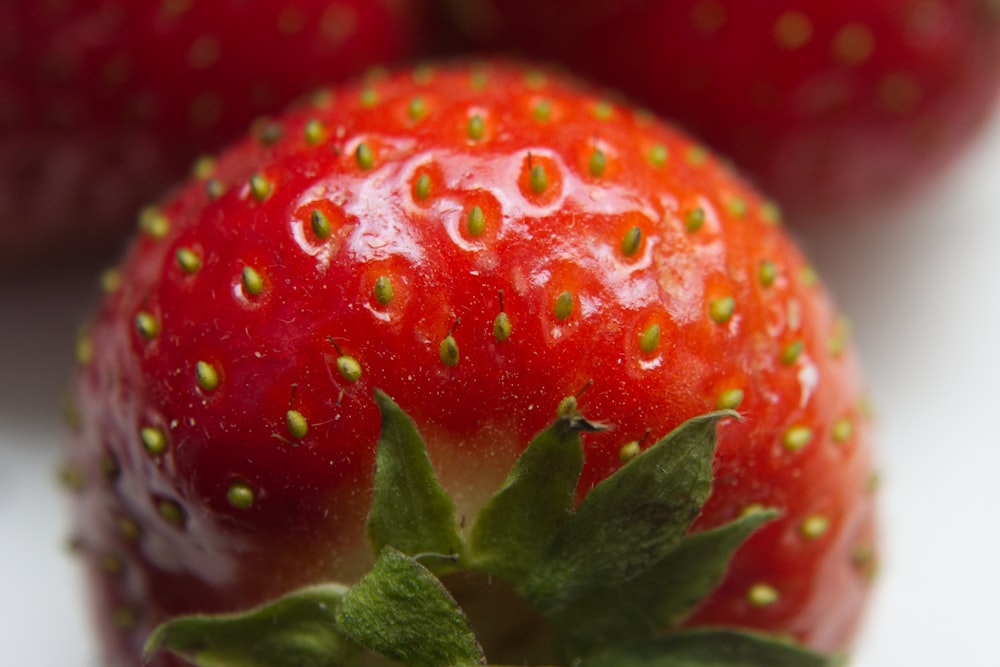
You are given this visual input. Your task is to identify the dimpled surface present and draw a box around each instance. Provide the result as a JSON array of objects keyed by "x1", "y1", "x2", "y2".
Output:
[{"x1": 65, "y1": 61, "x2": 877, "y2": 666}]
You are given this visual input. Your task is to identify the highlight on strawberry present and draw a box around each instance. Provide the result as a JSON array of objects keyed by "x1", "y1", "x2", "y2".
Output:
[{"x1": 61, "y1": 60, "x2": 879, "y2": 667}]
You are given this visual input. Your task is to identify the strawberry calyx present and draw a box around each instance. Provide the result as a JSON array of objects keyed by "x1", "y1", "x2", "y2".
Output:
[{"x1": 145, "y1": 390, "x2": 835, "y2": 667}]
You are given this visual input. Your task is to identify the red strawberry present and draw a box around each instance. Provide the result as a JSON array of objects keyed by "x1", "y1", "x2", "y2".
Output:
[
  {"x1": 63, "y1": 60, "x2": 878, "y2": 667},
  {"x1": 447, "y1": 0, "x2": 1000, "y2": 217},
  {"x1": 0, "y1": 0, "x2": 434, "y2": 268}
]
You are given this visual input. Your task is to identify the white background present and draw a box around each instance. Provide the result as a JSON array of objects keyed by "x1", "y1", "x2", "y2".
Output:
[{"x1": 3, "y1": 106, "x2": 999, "y2": 666}]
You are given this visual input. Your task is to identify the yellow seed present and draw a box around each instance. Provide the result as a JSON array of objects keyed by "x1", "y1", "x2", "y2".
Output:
[
  {"x1": 374, "y1": 275, "x2": 394, "y2": 305},
  {"x1": 337, "y1": 356, "x2": 362, "y2": 382},
  {"x1": 529, "y1": 162, "x2": 548, "y2": 194},
  {"x1": 286, "y1": 409, "x2": 308, "y2": 440},
  {"x1": 801, "y1": 514, "x2": 830, "y2": 539},
  {"x1": 647, "y1": 144, "x2": 668, "y2": 167},
  {"x1": 407, "y1": 96, "x2": 426, "y2": 121},
  {"x1": 717, "y1": 388, "x2": 744, "y2": 410},
  {"x1": 249, "y1": 173, "x2": 272, "y2": 202},
  {"x1": 747, "y1": 583, "x2": 780, "y2": 607},
  {"x1": 780, "y1": 339, "x2": 804, "y2": 365},
  {"x1": 176, "y1": 247, "x2": 201, "y2": 274},
  {"x1": 196, "y1": 360, "x2": 220, "y2": 392},
  {"x1": 619, "y1": 441, "x2": 641, "y2": 464},
  {"x1": 242, "y1": 266, "x2": 264, "y2": 297},
  {"x1": 439, "y1": 334, "x2": 460, "y2": 367},
  {"x1": 493, "y1": 312, "x2": 512, "y2": 342},
  {"x1": 304, "y1": 118, "x2": 325, "y2": 145},
  {"x1": 415, "y1": 173, "x2": 432, "y2": 200},
  {"x1": 709, "y1": 296, "x2": 735, "y2": 324},
  {"x1": 226, "y1": 481, "x2": 255, "y2": 510},
  {"x1": 758, "y1": 260, "x2": 778, "y2": 287},
  {"x1": 355, "y1": 142, "x2": 375, "y2": 170},
  {"x1": 589, "y1": 148, "x2": 607, "y2": 177},
  {"x1": 134, "y1": 311, "x2": 159, "y2": 340},
  {"x1": 783, "y1": 425, "x2": 813, "y2": 452},
  {"x1": 140, "y1": 427, "x2": 167, "y2": 456},
  {"x1": 138, "y1": 206, "x2": 170, "y2": 239},
  {"x1": 685, "y1": 207, "x2": 705, "y2": 232},
  {"x1": 466, "y1": 114, "x2": 485, "y2": 141},
  {"x1": 832, "y1": 418, "x2": 854, "y2": 444}
]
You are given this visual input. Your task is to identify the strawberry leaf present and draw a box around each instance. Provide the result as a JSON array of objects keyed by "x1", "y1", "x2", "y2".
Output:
[
  {"x1": 551, "y1": 508, "x2": 779, "y2": 650},
  {"x1": 143, "y1": 585, "x2": 358, "y2": 667},
  {"x1": 523, "y1": 411, "x2": 734, "y2": 614},
  {"x1": 469, "y1": 415, "x2": 586, "y2": 584},
  {"x1": 577, "y1": 629, "x2": 835, "y2": 667},
  {"x1": 336, "y1": 546, "x2": 486, "y2": 667},
  {"x1": 367, "y1": 389, "x2": 466, "y2": 569}
]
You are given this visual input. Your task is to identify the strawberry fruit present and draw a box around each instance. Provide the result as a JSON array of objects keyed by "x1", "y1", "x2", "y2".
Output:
[
  {"x1": 63, "y1": 60, "x2": 878, "y2": 667},
  {"x1": 0, "y1": 0, "x2": 432, "y2": 266},
  {"x1": 447, "y1": 0, "x2": 1000, "y2": 217}
]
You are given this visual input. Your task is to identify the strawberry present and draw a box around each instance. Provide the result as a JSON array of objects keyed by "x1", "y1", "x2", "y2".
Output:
[
  {"x1": 62, "y1": 60, "x2": 878, "y2": 667},
  {"x1": 0, "y1": 0, "x2": 433, "y2": 267},
  {"x1": 447, "y1": 0, "x2": 1000, "y2": 217}
]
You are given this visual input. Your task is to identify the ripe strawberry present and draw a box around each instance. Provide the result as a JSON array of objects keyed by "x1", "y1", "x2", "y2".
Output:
[
  {"x1": 0, "y1": 0, "x2": 433, "y2": 267},
  {"x1": 447, "y1": 0, "x2": 1000, "y2": 217},
  {"x1": 63, "y1": 60, "x2": 878, "y2": 667}
]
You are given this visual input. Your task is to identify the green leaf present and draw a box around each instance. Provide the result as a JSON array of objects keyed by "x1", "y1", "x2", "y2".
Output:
[
  {"x1": 336, "y1": 546, "x2": 486, "y2": 667},
  {"x1": 143, "y1": 585, "x2": 358, "y2": 667},
  {"x1": 523, "y1": 412, "x2": 734, "y2": 614},
  {"x1": 367, "y1": 389, "x2": 465, "y2": 568},
  {"x1": 551, "y1": 508, "x2": 778, "y2": 649},
  {"x1": 578, "y1": 629, "x2": 835, "y2": 667},
  {"x1": 469, "y1": 416, "x2": 586, "y2": 584}
]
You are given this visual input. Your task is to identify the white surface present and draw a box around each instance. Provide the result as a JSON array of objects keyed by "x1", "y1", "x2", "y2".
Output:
[{"x1": 2, "y1": 109, "x2": 1000, "y2": 666}]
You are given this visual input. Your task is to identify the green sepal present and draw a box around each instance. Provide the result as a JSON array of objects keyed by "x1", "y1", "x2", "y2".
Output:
[
  {"x1": 367, "y1": 389, "x2": 466, "y2": 570},
  {"x1": 469, "y1": 416, "x2": 587, "y2": 584},
  {"x1": 577, "y1": 629, "x2": 836, "y2": 667},
  {"x1": 143, "y1": 584, "x2": 358, "y2": 667},
  {"x1": 523, "y1": 411, "x2": 735, "y2": 614},
  {"x1": 551, "y1": 508, "x2": 779, "y2": 650},
  {"x1": 337, "y1": 546, "x2": 486, "y2": 667}
]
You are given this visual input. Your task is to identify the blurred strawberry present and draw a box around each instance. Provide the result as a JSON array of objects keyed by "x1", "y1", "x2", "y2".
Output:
[
  {"x1": 448, "y1": 0, "x2": 1000, "y2": 217},
  {"x1": 0, "y1": 0, "x2": 434, "y2": 267}
]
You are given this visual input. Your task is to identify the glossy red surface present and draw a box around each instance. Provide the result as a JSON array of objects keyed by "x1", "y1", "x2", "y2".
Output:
[{"x1": 66, "y1": 62, "x2": 877, "y2": 665}]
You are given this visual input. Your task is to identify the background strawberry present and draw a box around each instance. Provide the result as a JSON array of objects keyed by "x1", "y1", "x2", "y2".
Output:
[
  {"x1": 446, "y1": 0, "x2": 1000, "y2": 218},
  {"x1": 62, "y1": 60, "x2": 878, "y2": 666},
  {"x1": 0, "y1": 0, "x2": 436, "y2": 268}
]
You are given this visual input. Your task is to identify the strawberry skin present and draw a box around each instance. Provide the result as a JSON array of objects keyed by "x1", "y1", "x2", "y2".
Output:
[
  {"x1": 448, "y1": 0, "x2": 1000, "y2": 217},
  {"x1": 0, "y1": 0, "x2": 432, "y2": 267},
  {"x1": 64, "y1": 60, "x2": 877, "y2": 666}
]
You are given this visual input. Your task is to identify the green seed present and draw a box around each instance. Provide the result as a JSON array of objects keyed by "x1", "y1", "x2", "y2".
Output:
[
  {"x1": 532, "y1": 100, "x2": 552, "y2": 122},
  {"x1": 761, "y1": 201, "x2": 783, "y2": 225},
  {"x1": 374, "y1": 275, "x2": 394, "y2": 305},
  {"x1": 466, "y1": 114, "x2": 485, "y2": 141},
  {"x1": 439, "y1": 334, "x2": 460, "y2": 367},
  {"x1": 101, "y1": 268, "x2": 121, "y2": 293},
  {"x1": 226, "y1": 482, "x2": 255, "y2": 510},
  {"x1": 176, "y1": 247, "x2": 201, "y2": 274},
  {"x1": 140, "y1": 427, "x2": 167, "y2": 456},
  {"x1": 685, "y1": 207, "x2": 706, "y2": 232},
  {"x1": 686, "y1": 145, "x2": 708, "y2": 165},
  {"x1": 620, "y1": 225, "x2": 642, "y2": 257},
  {"x1": 529, "y1": 162, "x2": 548, "y2": 194},
  {"x1": 249, "y1": 173, "x2": 272, "y2": 202},
  {"x1": 337, "y1": 355, "x2": 362, "y2": 382},
  {"x1": 134, "y1": 311, "x2": 159, "y2": 340},
  {"x1": 832, "y1": 418, "x2": 854, "y2": 444},
  {"x1": 415, "y1": 173, "x2": 431, "y2": 200},
  {"x1": 554, "y1": 291, "x2": 574, "y2": 320},
  {"x1": 781, "y1": 339, "x2": 804, "y2": 365},
  {"x1": 717, "y1": 388, "x2": 745, "y2": 410},
  {"x1": 799, "y1": 266, "x2": 819, "y2": 287},
  {"x1": 467, "y1": 205, "x2": 486, "y2": 236},
  {"x1": 592, "y1": 101, "x2": 614, "y2": 120},
  {"x1": 242, "y1": 266, "x2": 264, "y2": 297},
  {"x1": 158, "y1": 500, "x2": 185, "y2": 525},
  {"x1": 355, "y1": 142, "x2": 374, "y2": 170},
  {"x1": 727, "y1": 197, "x2": 748, "y2": 218},
  {"x1": 191, "y1": 155, "x2": 216, "y2": 180},
  {"x1": 639, "y1": 324, "x2": 661, "y2": 353},
  {"x1": 758, "y1": 260, "x2": 778, "y2": 287},
  {"x1": 783, "y1": 426, "x2": 814, "y2": 452},
  {"x1": 647, "y1": 144, "x2": 668, "y2": 167},
  {"x1": 360, "y1": 87, "x2": 378, "y2": 108},
  {"x1": 286, "y1": 409, "x2": 308, "y2": 440},
  {"x1": 407, "y1": 96, "x2": 426, "y2": 121},
  {"x1": 258, "y1": 122, "x2": 283, "y2": 146},
  {"x1": 709, "y1": 296, "x2": 736, "y2": 324},
  {"x1": 311, "y1": 209, "x2": 331, "y2": 239},
  {"x1": 196, "y1": 360, "x2": 219, "y2": 392},
  {"x1": 205, "y1": 178, "x2": 226, "y2": 200},
  {"x1": 493, "y1": 312, "x2": 512, "y2": 342},
  {"x1": 589, "y1": 148, "x2": 607, "y2": 177},
  {"x1": 304, "y1": 118, "x2": 325, "y2": 145}
]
